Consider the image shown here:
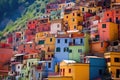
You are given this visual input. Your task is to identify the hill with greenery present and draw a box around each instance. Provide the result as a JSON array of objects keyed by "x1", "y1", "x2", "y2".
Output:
[{"x1": 0, "y1": 0, "x2": 55, "y2": 38}]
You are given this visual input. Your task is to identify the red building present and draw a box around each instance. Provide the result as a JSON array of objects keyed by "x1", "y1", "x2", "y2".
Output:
[
  {"x1": 0, "y1": 46, "x2": 13, "y2": 77},
  {"x1": 102, "y1": 9, "x2": 120, "y2": 23},
  {"x1": 7, "y1": 34, "x2": 13, "y2": 44},
  {"x1": 27, "y1": 19, "x2": 38, "y2": 30},
  {"x1": 36, "y1": 18, "x2": 50, "y2": 32}
]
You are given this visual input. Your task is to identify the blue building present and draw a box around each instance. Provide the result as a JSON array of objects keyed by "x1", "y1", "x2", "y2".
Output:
[
  {"x1": 36, "y1": 58, "x2": 56, "y2": 79},
  {"x1": 55, "y1": 34, "x2": 70, "y2": 63},
  {"x1": 85, "y1": 56, "x2": 107, "y2": 80}
]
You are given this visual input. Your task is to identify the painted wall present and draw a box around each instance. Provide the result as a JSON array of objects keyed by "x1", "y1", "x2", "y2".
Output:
[
  {"x1": 55, "y1": 38, "x2": 70, "y2": 63},
  {"x1": 89, "y1": 58, "x2": 106, "y2": 80}
]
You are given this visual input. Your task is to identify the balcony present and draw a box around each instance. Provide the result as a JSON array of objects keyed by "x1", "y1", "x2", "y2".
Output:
[
  {"x1": 69, "y1": 42, "x2": 83, "y2": 46},
  {"x1": 48, "y1": 72, "x2": 59, "y2": 76},
  {"x1": 107, "y1": 46, "x2": 120, "y2": 52}
]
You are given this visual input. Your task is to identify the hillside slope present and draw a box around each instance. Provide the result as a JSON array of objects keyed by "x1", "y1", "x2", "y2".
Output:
[{"x1": 0, "y1": 0, "x2": 55, "y2": 37}]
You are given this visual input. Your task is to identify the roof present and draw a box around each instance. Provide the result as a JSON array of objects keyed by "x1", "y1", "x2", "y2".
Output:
[
  {"x1": 85, "y1": 56, "x2": 102, "y2": 58},
  {"x1": 14, "y1": 53, "x2": 24, "y2": 57},
  {"x1": 63, "y1": 60, "x2": 76, "y2": 64}
]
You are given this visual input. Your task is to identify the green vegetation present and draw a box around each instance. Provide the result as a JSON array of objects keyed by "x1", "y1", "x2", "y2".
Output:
[{"x1": 0, "y1": 0, "x2": 55, "y2": 37}]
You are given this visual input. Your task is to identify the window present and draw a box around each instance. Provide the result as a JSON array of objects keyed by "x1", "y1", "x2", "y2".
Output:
[
  {"x1": 116, "y1": 69, "x2": 120, "y2": 78},
  {"x1": 30, "y1": 44, "x2": 32, "y2": 48},
  {"x1": 65, "y1": 39, "x2": 67, "y2": 43},
  {"x1": 77, "y1": 13, "x2": 80, "y2": 16},
  {"x1": 64, "y1": 47, "x2": 68, "y2": 52},
  {"x1": 82, "y1": 8, "x2": 84, "y2": 11},
  {"x1": 99, "y1": 69, "x2": 102, "y2": 75},
  {"x1": 114, "y1": 58, "x2": 120, "y2": 62},
  {"x1": 116, "y1": 11, "x2": 119, "y2": 14},
  {"x1": 72, "y1": 18, "x2": 75, "y2": 22},
  {"x1": 106, "y1": 58, "x2": 111, "y2": 62},
  {"x1": 69, "y1": 49, "x2": 72, "y2": 53},
  {"x1": 73, "y1": 39, "x2": 75, "y2": 44},
  {"x1": 78, "y1": 49, "x2": 82, "y2": 53},
  {"x1": 61, "y1": 69, "x2": 62, "y2": 72},
  {"x1": 102, "y1": 24, "x2": 106, "y2": 28},
  {"x1": 66, "y1": 16, "x2": 68, "y2": 18},
  {"x1": 18, "y1": 66, "x2": 20, "y2": 69},
  {"x1": 56, "y1": 47, "x2": 61, "y2": 52},
  {"x1": 23, "y1": 45, "x2": 25, "y2": 48},
  {"x1": 39, "y1": 73, "x2": 41, "y2": 78},
  {"x1": 48, "y1": 62, "x2": 51, "y2": 68},
  {"x1": 73, "y1": 13, "x2": 75, "y2": 16},
  {"x1": 29, "y1": 62, "x2": 30, "y2": 67},
  {"x1": 57, "y1": 39, "x2": 60, "y2": 43},
  {"x1": 80, "y1": 39, "x2": 83, "y2": 43},
  {"x1": 57, "y1": 24, "x2": 60, "y2": 28},
  {"x1": 74, "y1": 26, "x2": 76, "y2": 29},
  {"x1": 50, "y1": 38, "x2": 52, "y2": 42},
  {"x1": 30, "y1": 55, "x2": 33, "y2": 58},
  {"x1": 101, "y1": 42, "x2": 104, "y2": 47},
  {"x1": 69, "y1": 69, "x2": 71, "y2": 73}
]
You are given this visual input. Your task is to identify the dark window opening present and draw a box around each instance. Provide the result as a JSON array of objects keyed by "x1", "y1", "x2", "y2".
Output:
[{"x1": 102, "y1": 24, "x2": 106, "y2": 28}]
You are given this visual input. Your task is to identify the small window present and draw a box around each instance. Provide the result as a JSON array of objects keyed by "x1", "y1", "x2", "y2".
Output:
[
  {"x1": 56, "y1": 47, "x2": 61, "y2": 52},
  {"x1": 102, "y1": 24, "x2": 106, "y2": 28},
  {"x1": 65, "y1": 39, "x2": 67, "y2": 43},
  {"x1": 23, "y1": 45, "x2": 25, "y2": 48},
  {"x1": 50, "y1": 38, "x2": 52, "y2": 42},
  {"x1": 99, "y1": 69, "x2": 102, "y2": 75},
  {"x1": 69, "y1": 49, "x2": 72, "y2": 53},
  {"x1": 66, "y1": 16, "x2": 68, "y2": 18},
  {"x1": 69, "y1": 69, "x2": 71, "y2": 73},
  {"x1": 106, "y1": 58, "x2": 111, "y2": 62},
  {"x1": 78, "y1": 49, "x2": 82, "y2": 53},
  {"x1": 48, "y1": 62, "x2": 51, "y2": 68},
  {"x1": 57, "y1": 24, "x2": 60, "y2": 28},
  {"x1": 116, "y1": 11, "x2": 119, "y2": 14},
  {"x1": 61, "y1": 69, "x2": 62, "y2": 72},
  {"x1": 30, "y1": 44, "x2": 32, "y2": 48},
  {"x1": 80, "y1": 39, "x2": 83, "y2": 43},
  {"x1": 29, "y1": 62, "x2": 30, "y2": 67},
  {"x1": 18, "y1": 66, "x2": 20, "y2": 69},
  {"x1": 74, "y1": 26, "x2": 76, "y2": 29},
  {"x1": 64, "y1": 48, "x2": 66, "y2": 52},
  {"x1": 82, "y1": 8, "x2": 84, "y2": 11},
  {"x1": 77, "y1": 13, "x2": 80, "y2": 16},
  {"x1": 29, "y1": 22, "x2": 31, "y2": 24},
  {"x1": 101, "y1": 42, "x2": 104, "y2": 47},
  {"x1": 114, "y1": 58, "x2": 120, "y2": 62},
  {"x1": 73, "y1": 13, "x2": 75, "y2": 16},
  {"x1": 57, "y1": 39, "x2": 60, "y2": 43},
  {"x1": 73, "y1": 18, "x2": 75, "y2": 22}
]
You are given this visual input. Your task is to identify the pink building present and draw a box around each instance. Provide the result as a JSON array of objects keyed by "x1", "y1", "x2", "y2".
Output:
[{"x1": 98, "y1": 22, "x2": 118, "y2": 41}]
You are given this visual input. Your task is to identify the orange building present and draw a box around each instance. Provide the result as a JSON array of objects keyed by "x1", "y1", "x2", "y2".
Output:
[
  {"x1": 90, "y1": 41, "x2": 109, "y2": 55},
  {"x1": 18, "y1": 41, "x2": 36, "y2": 54}
]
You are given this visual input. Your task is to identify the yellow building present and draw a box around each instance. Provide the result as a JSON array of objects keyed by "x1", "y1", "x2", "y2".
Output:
[
  {"x1": 35, "y1": 32, "x2": 50, "y2": 43},
  {"x1": 104, "y1": 52, "x2": 120, "y2": 79},
  {"x1": 44, "y1": 35, "x2": 56, "y2": 60},
  {"x1": 48, "y1": 60, "x2": 89, "y2": 80},
  {"x1": 79, "y1": 6, "x2": 102, "y2": 13},
  {"x1": 63, "y1": 9, "x2": 83, "y2": 31}
]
